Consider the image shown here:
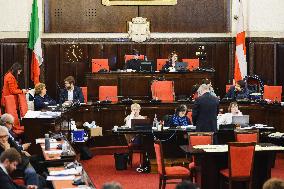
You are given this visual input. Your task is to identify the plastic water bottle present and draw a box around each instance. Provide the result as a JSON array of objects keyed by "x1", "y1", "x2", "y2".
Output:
[
  {"x1": 45, "y1": 134, "x2": 50, "y2": 150},
  {"x1": 144, "y1": 56, "x2": 148, "y2": 61},
  {"x1": 62, "y1": 140, "x2": 68, "y2": 153},
  {"x1": 153, "y1": 114, "x2": 159, "y2": 128}
]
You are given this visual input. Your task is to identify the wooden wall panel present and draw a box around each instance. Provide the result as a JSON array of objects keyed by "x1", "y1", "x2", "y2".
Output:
[
  {"x1": 276, "y1": 44, "x2": 284, "y2": 94},
  {"x1": 252, "y1": 44, "x2": 275, "y2": 84},
  {"x1": 45, "y1": 0, "x2": 229, "y2": 33},
  {"x1": 139, "y1": 0, "x2": 230, "y2": 33},
  {"x1": 45, "y1": 0, "x2": 138, "y2": 33}
]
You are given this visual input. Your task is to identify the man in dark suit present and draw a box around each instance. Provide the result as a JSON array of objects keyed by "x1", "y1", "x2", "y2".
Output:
[
  {"x1": 125, "y1": 52, "x2": 142, "y2": 71},
  {"x1": 192, "y1": 84, "x2": 219, "y2": 134},
  {"x1": 0, "y1": 148, "x2": 37, "y2": 189},
  {"x1": 224, "y1": 79, "x2": 249, "y2": 100},
  {"x1": 59, "y1": 76, "x2": 84, "y2": 104}
]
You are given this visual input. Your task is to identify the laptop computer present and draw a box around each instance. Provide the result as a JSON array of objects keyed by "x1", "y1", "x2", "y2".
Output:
[
  {"x1": 232, "y1": 115, "x2": 249, "y2": 126},
  {"x1": 175, "y1": 62, "x2": 188, "y2": 71},
  {"x1": 140, "y1": 61, "x2": 155, "y2": 72},
  {"x1": 131, "y1": 119, "x2": 152, "y2": 131}
]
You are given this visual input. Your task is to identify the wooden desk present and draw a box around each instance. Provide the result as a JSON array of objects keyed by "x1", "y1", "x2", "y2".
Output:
[
  {"x1": 85, "y1": 72, "x2": 214, "y2": 101},
  {"x1": 48, "y1": 167, "x2": 96, "y2": 189},
  {"x1": 180, "y1": 144, "x2": 284, "y2": 189}
]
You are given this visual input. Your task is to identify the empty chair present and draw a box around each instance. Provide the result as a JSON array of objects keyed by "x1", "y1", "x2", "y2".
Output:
[
  {"x1": 151, "y1": 80, "x2": 175, "y2": 102},
  {"x1": 182, "y1": 59, "x2": 200, "y2": 71},
  {"x1": 18, "y1": 94, "x2": 28, "y2": 118},
  {"x1": 235, "y1": 130, "x2": 259, "y2": 143},
  {"x1": 92, "y1": 59, "x2": 109, "y2": 72},
  {"x1": 263, "y1": 85, "x2": 282, "y2": 102},
  {"x1": 124, "y1": 54, "x2": 145, "y2": 63},
  {"x1": 220, "y1": 142, "x2": 256, "y2": 189},
  {"x1": 156, "y1": 59, "x2": 168, "y2": 71},
  {"x1": 188, "y1": 132, "x2": 213, "y2": 181},
  {"x1": 81, "y1": 87, "x2": 88, "y2": 103},
  {"x1": 154, "y1": 140, "x2": 191, "y2": 189},
  {"x1": 4, "y1": 95, "x2": 24, "y2": 135},
  {"x1": 99, "y1": 86, "x2": 118, "y2": 102}
]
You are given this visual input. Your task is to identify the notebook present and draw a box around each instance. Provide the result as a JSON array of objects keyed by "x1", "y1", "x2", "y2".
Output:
[
  {"x1": 175, "y1": 62, "x2": 188, "y2": 71},
  {"x1": 232, "y1": 115, "x2": 249, "y2": 126}
]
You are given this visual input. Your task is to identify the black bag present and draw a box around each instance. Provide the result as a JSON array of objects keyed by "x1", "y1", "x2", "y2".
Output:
[
  {"x1": 114, "y1": 153, "x2": 128, "y2": 170},
  {"x1": 80, "y1": 146, "x2": 93, "y2": 160}
]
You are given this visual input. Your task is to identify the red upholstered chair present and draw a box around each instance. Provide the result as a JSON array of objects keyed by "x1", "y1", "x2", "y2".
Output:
[
  {"x1": 99, "y1": 86, "x2": 118, "y2": 102},
  {"x1": 220, "y1": 142, "x2": 256, "y2": 189},
  {"x1": 156, "y1": 59, "x2": 168, "y2": 71},
  {"x1": 92, "y1": 59, "x2": 109, "y2": 73},
  {"x1": 263, "y1": 85, "x2": 282, "y2": 102},
  {"x1": 188, "y1": 132, "x2": 213, "y2": 181},
  {"x1": 18, "y1": 94, "x2": 28, "y2": 118},
  {"x1": 124, "y1": 55, "x2": 145, "y2": 63},
  {"x1": 182, "y1": 59, "x2": 200, "y2": 71},
  {"x1": 226, "y1": 85, "x2": 233, "y2": 93},
  {"x1": 154, "y1": 140, "x2": 191, "y2": 189},
  {"x1": 81, "y1": 87, "x2": 88, "y2": 103},
  {"x1": 235, "y1": 130, "x2": 259, "y2": 143},
  {"x1": 151, "y1": 80, "x2": 175, "y2": 102},
  {"x1": 186, "y1": 111, "x2": 193, "y2": 124},
  {"x1": 4, "y1": 95, "x2": 24, "y2": 135}
]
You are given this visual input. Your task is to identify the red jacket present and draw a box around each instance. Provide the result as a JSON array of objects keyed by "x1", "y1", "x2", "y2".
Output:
[{"x1": 1, "y1": 72, "x2": 22, "y2": 106}]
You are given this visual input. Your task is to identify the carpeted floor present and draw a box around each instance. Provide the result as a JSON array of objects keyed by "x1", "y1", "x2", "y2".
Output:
[{"x1": 81, "y1": 153, "x2": 284, "y2": 189}]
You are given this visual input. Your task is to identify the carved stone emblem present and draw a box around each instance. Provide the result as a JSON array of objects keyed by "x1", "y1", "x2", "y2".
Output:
[{"x1": 128, "y1": 17, "x2": 150, "y2": 43}]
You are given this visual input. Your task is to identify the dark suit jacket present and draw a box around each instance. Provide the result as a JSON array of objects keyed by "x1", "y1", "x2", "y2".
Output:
[
  {"x1": 34, "y1": 94, "x2": 56, "y2": 111},
  {"x1": 192, "y1": 92, "x2": 219, "y2": 132},
  {"x1": 125, "y1": 59, "x2": 141, "y2": 71},
  {"x1": 162, "y1": 61, "x2": 172, "y2": 71},
  {"x1": 59, "y1": 86, "x2": 84, "y2": 104},
  {"x1": 0, "y1": 168, "x2": 26, "y2": 189},
  {"x1": 224, "y1": 86, "x2": 249, "y2": 100}
]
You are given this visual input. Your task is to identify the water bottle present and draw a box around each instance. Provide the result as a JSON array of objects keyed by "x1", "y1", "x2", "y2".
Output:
[
  {"x1": 153, "y1": 114, "x2": 159, "y2": 128},
  {"x1": 144, "y1": 56, "x2": 148, "y2": 61},
  {"x1": 144, "y1": 152, "x2": 151, "y2": 173},
  {"x1": 62, "y1": 140, "x2": 68, "y2": 153},
  {"x1": 45, "y1": 134, "x2": 50, "y2": 150}
]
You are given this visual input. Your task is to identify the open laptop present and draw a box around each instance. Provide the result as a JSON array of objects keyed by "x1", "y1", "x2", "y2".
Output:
[
  {"x1": 140, "y1": 61, "x2": 155, "y2": 72},
  {"x1": 175, "y1": 62, "x2": 188, "y2": 71},
  {"x1": 232, "y1": 115, "x2": 250, "y2": 126},
  {"x1": 131, "y1": 119, "x2": 152, "y2": 131}
]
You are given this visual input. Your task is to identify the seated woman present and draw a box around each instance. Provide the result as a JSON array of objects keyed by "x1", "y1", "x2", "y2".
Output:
[
  {"x1": 34, "y1": 83, "x2": 56, "y2": 111},
  {"x1": 170, "y1": 104, "x2": 192, "y2": 127},
  {"x1": 162, "y1": 51, "x2": 178, "y2": 72},
  {"x1": 224, "y1": 80, "x2": 249, "y2": 100},
  {"x1": 124, "y1": 103, "x2": 145, "y2": 128},
  {"x1": 217, "y1": 102, "x2": 243, "y2": 126}
]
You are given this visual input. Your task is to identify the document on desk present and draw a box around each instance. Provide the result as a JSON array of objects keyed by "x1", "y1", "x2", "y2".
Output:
[
  {"x1": 45, "y1": 150, "x2": 62, "y2": 154},
  {"x1": 194, "y1": 145, "x2": 228, "y2": 152},
  {"x1": 49, "y1": 168, "x2": 79, "y2": 176},
  {"x1": 256, "y1": 145, "x2": 284, "y2": 151},
  {"x1": 41, "y1": 143, "x2": 60, "y2": 149},
  {"x1": 47, "y1": 175, "x2": 75, "y2": 181},
  {"x1": 36, "y1": 138, "x2": 57, "y2": 144}
]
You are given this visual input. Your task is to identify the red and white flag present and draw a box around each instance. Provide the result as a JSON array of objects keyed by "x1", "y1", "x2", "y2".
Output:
[{"x1": 234, "y1": 0, "x2": 247, "y2": 82}]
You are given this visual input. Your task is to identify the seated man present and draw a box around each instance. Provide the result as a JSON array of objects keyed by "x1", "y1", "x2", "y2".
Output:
[
  {"x1": 59, "y1": 76, "x2": 84, "y2": 104},
  {"x1": 125, "y1": 51, "x2": 142, "y2": 71},
  {"x1": 34, "y1": 83, "x2": 56, "y2": 111},
  {"x1": 0, "y1": 126, "x2": 40, "y2": 188},
  {"x1": 224, "y1": 80, "x2": 249, "y2": 100},
  {"x1": 0, "y1": 148, "x2": 37, "y2": 189}
]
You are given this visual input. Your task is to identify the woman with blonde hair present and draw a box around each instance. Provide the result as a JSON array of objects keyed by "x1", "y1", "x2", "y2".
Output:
[{"x1": 34, "y1": 83, "x2": 56, "y2": 111}]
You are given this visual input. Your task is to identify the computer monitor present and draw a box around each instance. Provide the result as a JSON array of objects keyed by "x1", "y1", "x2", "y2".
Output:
[
  {"x1": 140, "y1": 61, "x2": 155, "y2": 72},
  {"x1": 232, "y1": 115, "x2": 249, "y2": 125},
  {"x1": 131, "y1": 119, "x2": 152, "y2": 130},
  {"x1": 175, "y1": 62, "x2": 188, "y2": 71}
]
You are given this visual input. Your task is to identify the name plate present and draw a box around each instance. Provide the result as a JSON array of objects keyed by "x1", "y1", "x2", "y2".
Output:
[{"x1": 102, "y1": 0, "x2": 177, "y2": 6}]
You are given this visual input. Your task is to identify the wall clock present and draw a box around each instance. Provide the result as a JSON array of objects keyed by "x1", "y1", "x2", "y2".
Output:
[{"x1": 65, "y1": 44, "x2": 84, "y2": 63}]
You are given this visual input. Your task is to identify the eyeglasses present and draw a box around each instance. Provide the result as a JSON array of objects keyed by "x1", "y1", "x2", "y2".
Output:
[{"x1": 0, "y1": 135, "x2": 8, "y2": 138}]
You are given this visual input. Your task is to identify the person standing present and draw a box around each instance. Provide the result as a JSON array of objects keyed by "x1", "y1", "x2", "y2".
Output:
[
  {"x1": 192, "y1": 84, "x2": 219, "y2": 135},
  {"x1": 1, "y1": 63, "x2": 27, "y2": 107}
]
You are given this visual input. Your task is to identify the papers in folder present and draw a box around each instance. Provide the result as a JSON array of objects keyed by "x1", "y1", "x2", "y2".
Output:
[
  {"x1": 24, "y1": 110, "x2": 61, "y2": 118},
  {"x1": 47, "y1": 175, "x2": 75, "y2": 181},
  {"x1": 49, "y1": 168, "x2": 79, "y2": 176},
  {"x1": 193, "y1": 145, "x2": 228, "y2": 152}
]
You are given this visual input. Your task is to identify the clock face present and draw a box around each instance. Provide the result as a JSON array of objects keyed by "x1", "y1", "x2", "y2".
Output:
[{"x1": 65, "y1": 45, "x2": 84, "y2": 63}]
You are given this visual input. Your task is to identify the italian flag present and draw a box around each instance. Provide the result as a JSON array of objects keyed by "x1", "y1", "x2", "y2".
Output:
[
  {"x1": 234, "y1": 0, "x2": 247, "y2": 82},
  {"x1": 28, "y1": 0, "x2": 43, "y2": 85}
]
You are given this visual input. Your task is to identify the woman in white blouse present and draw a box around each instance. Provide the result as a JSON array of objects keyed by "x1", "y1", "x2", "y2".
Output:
[{"x1": 218, "y1": 102, "x2": 243, "y2": 126}]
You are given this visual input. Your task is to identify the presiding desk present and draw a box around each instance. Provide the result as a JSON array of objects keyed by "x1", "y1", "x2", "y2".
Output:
[
  {"x1": 180, "y1": 144, "x2": 284, "y2": 189},
  {"x1": 85, "y1": 71, "x2": 214, "y2": 101}
]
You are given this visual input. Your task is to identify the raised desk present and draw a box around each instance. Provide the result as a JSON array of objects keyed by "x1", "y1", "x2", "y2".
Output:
[{"x1": 180, "y1": 144, "x2": 284, "y2": 189}]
